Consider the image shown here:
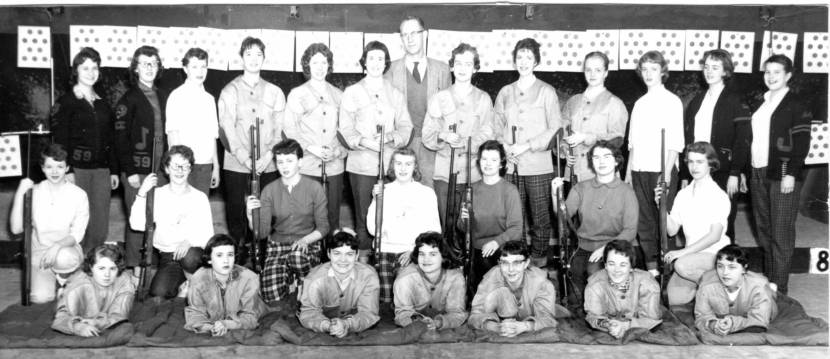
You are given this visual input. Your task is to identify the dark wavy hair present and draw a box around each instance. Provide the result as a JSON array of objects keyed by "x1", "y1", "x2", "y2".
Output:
[
  {"x1": 685, "y1": 141, "x2": 720, "y2": 172},
  {"x1": 500, "y1": 240, "x2": 530, "y2": 259},
  {"x1": 327, "y1": 231, "x2": 360, "y2": 252},
  {"x1": 272, "y1": 138, "x2": 304, "y2": 159},
  {"x1": 637, "y1": 50, "x2": 669, "y2": 84},
  {"x1": 83, "y1": 244, "x2": 126, "y2": 276},
  {"x1": 715, "y1": 244, "x2": 749, "y2": 268},
  {"x1": 301, "y1": 43, "x2": 334, "y2": 80},
  {"x1": 70, "y1": 47, "x2": 101, "y2": 86},
  {"x1": 587, "y1": 137, "x2": 625, "y2": 173},
  {"x1": 40, "y1": 143, "x2": 68, "y2": 166},
  {"x1": 477, "y1": 140, "x2": 507, "y2": 177},
  {"x1": 359, "y1": 41, "x2": 391, "y2": 74},
  {"x1": 449, "y1": 42, "x2": 480, "y2": 71},
  {"x1": 202, "y1": 233, "x2": 237, "y2": 267},
  {"x1": 386, "y1": 148, "x2": 422, "y2": 182},
  {"x1": 409, "y1": 231, "x2": 459, "y2": 269},
  {"x1": 602, "y1": 239, "x2": 637, "y2": 265},
  {"x1": 512, "y1": 38, "x2": 541, "y2": 66},
  {"x1": 162, "y1": 145, "x2": 195, "y2": 168},
  {"x1": 129, "y1": 45, "x2": 163, "y2": 85},
  {"x1": 763, "y1": 54, "x2": 794, "y2": 78}
]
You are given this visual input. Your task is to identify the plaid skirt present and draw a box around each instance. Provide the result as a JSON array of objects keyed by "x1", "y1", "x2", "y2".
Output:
[{"x1": 260, "y1": 240, "x2": 321, "y2": 304}]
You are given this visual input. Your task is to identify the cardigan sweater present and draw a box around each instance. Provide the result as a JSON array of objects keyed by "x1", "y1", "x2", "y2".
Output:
[{"x1": 749, "y1": 90, "x2": 813, "y2": 181}]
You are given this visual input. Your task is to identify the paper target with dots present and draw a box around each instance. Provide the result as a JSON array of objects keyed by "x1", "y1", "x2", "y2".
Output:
[
  {"x1": 684, "y1": 30, "x2": 719, "y2": 71},
  {"x1": 363, "y1": 33, "x2": 405, "y2": 62},
  {"x1": 459, "y1": 32, "x2": 494, "y2": 73},
  {"x1": 99, "y1": 26, "x2": 136, "y2": 68},
  {"x1": 653, "y1": 30, "x2": 685, "y2": 71},
  {"x1": 18, "y1": 26, "x2": 51, "y2": 69},
  {"x1": 760, "y1": 31, "x2": 797, "y2": 70},
  {"x1": 330, "y1": 32, "x2": 364, "y2": 74},
  {"x1": 490, "y1": 30, "x2": 532, "y2": 71},
  {"x1": 806, "y1": 123, "x2": 830, "y2": 165},
  {"x1": 260, "y1": 29, "x2": 294, "y2": 72},
  {"x1": 136, "y1": 26, "x2": 173, "y2": 68},
  {"x1": 546, "y1": 31, "x2": 587, "y2": 72},
  {"x1": 619, "y1": 30, "x2": 654, "y2": 70},
  {"x1": 0, "y1": 135, "x2": 22, "y2": 178},
  {"x1": 720, "y1": 31, "x2": 755, "y2": 74},
  {"x1": 295, "y1": 31, "x2": 329, "y2": 72},
  {"x1": 69, "y1": 25, "x2": 106, "y2": 65},
  {"x1": 426, "y1": 29, "x2": 461, "y2": 66},
  {"x1": 226, "y1": 29, "x2": 263, "y2": 71},
  {"x1": 803, "y1": 32, "x2": 829, "y2": 73},
  {"x1": 585, "y1": 30, "x2": 620, "y2": 71},
  {"x1": 196, "y1": 27, "x2": 231, "y2": 71},
  {"x1": 167, "y1": 27, "x2": 199, "y2": 69}
]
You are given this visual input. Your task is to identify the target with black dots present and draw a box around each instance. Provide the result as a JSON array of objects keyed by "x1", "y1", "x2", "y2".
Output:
[
  {"x1": 684, "y1": 30, "x2": 719, "y2": 71},
  {"x1": 720, "y1": 31, "x2": 755, "y2": 73},
  {"x1": 0, "y1": 136, "x2": 22, "y2": 178},
  {"x1": 261, "y1": 29, "x2": 295, "y2": 72},
  {"x1": 619, "y1": 30, "x2": 652, "y2": 70},
  {"x1": 100, "y1": 26, "x2": 136, "y2": 68},
  {"x1": 197, "y1": 27, "x2": 231, "y2": 71},
  {"x1": 137, "y1": 26, "x2": 173, "y2": 69},
  {"x1": 167, "y1": 27, "x2": 199, "y2": 70},
  {"x1": 331, "y1": 32, "x2": 364, "y2": 74},
  {"x1": 69, "y1": 25, "x2": 104, "y2": 65},
  {"x1": 760, "y1": 31, "x2": 797, "y2": 71},
  {"x1": 803, "y1": 32, "x2": 829, "y2": 74},
  {"x1": 490, "y1": 30, "x2": 530, "y2": 71},
  {"x1": 547, "y1": 31, "x2": 587, "y2": 72},
  {"x1": 585, "y1": 30, "x2": 619, "y2": 71},
  {"x1": 17, "y1": 26, "x2": 51, "y2": 69},
  {"x1": 806, "y1": 123, "x2": 829, "y2": 165},
  {"x1": 426, "y1": 29, "x2": 461, "y2": 68}
]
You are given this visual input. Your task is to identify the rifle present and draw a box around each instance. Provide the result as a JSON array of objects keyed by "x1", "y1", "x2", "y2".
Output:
[
  {"x1": 321, "y1": 146, "x2": 329, "y2": 254},
  {"x1": 511, "y1": 125, "x2": 525, "y2": 239},
  {"x1": 373, "y1": 125, "x2": 385, "y2": 266},
  {"x1": 444, "y1": 124, "x2": 459, "y2": 251},
  {"x1": 462, "y1": 136, "x2": 474, "y2": 302},
  {"x1": 657, "y1": 129, "x2": 670, "y2": 306},
  {"x1": 565, "y1": 125, "x2": 578, "y2": 185},
  {"x1": 138, "y1": 137, "x2": 159, "y2": 301},
  {"x1": 249, "y1": 121, "x2": 262, "y2": 272},
  {"x1": 554, "y1": 131, "x2": 578, "y2": 306},
  {"x1": 21, "y1": 188, "x2": 32, "y2": 306}
]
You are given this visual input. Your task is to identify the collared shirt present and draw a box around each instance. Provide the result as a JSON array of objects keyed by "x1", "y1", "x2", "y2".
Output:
[
  {"x1": 328, "y1": 266, "x2": 356, "y2": 292},
  {"x1": 367, "y1": 181, "x2": 441, "y2": 254},
  {"x1": 494, "y1": 78, "x2": 562, "y2": 176},
  {"x1": 562, "y1": 89, "x2": 629, "y2": 181},
  {"x1": 338, "y1": 78, "x2": 413, "y2": 176},
  {"x1": 564, "y1": 177, "x2": 638, "y2": 251},
  {"x1": 693, "y1": 85, "x2": 725, "y2": 143},
  {"x1": 255, "y1": 175, "x2": 329, "y2": 244},
  {"x1": 166, "y1": 82, "x2": 219, "y2": 164},
  {"x1": 468, "y1": 266, "x2": 558, "y2": 330},
  {"x1": 584, "y1": 269, "x2": 662, "y2": 331},
  {"x1": 422, "y1": 86, "x2": 495, "y2": 183},
  {"x1": 393, "y1": 265, "x2": 468, "y2": 328},
  {"x1": 299, "y1": 262, "x2": 380, "y2": 333},
  {"x1": 405, "y1": 56, "x2": 428, "y2": 80},
  {"x1": 218, "y1": 75, "x2": 286, "y2": 173},
  {"x1": 31, "y1": 182, "x2": 89, "y2": 252},
  {"x1": 669, "y1": 176, "x2": 730, "y2": 254},
  {"x1": 694, "y1": 270, "x2": 778, "y2": 333},
  {"x1": 751, "y1": 88, "x2": 790, "y2": 168},
  {"x1": 52, "y1": 271, "x2": 136, "y2": 335},
  {"x1": 184, "y1": 265, "x2": 266, "y2": 332},
  {"x1": 627, "y1": 85, "x2": 684, "y2": 172},
  {"x1": 129, "y1": 184, "x2": 214, "y2": 252},
  {"x1": 283, "y1": 81, "x2": 346, "y2": 177}
]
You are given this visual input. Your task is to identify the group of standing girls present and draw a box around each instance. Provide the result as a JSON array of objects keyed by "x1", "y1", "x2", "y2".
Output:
[{"x1": 9, "y1": 13, "x2": 808, "y2": 342}]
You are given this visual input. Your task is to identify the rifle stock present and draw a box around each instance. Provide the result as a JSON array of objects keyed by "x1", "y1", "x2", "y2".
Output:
[
  {"x1": 250, "y1": 121, "x2": 262, "y2": 272},
  {"x1": 444, "y1": 124, "x2": 458, "y2": 251},
  {"x1": 510, "y1": 125, "x2": 525, "y2": 239},
  {"x1": 21, "y1": 188, "x2": 32, "y2": 306},
  {"x1": 138, "y1": 137, "x2": 159, "y2": 301},
  {"x1": 657, "y1": 129, "x2": 670, "y2": 306},
  {"x1": 463, "y1": 136, "x2": 474, "y2": 303},
  {"x1": 374, "y1": 125, "x2": 385, "y2": 266},
  {"x1": 554, "y1": 131, "x2": 576, "y2": 305}
]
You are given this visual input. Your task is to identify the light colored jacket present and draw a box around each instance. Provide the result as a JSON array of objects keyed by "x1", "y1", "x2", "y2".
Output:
[
  {"x1": 283, "y1": 81, "x2": 347, "y2": 177},
  {"x1": 52, "y1": 271, "x2": 136, "y2": 335},
  {"x1": 393, "y1": 264, "x2": 468, "y2": 328},
  {"x1": 584, "y1": 269, "x2": 663, "y2": 331},
  {"x1": 468, "y1": 266, "x2": 558, "y2": 330},
  {"x1": 561, "y1": 89, "x2": 629, "y2": 181},
  {"x1": 694, "y1": 270, "x2": 778, "y2": 333},
  {"x1": 299, "y1": 262, "x2": 380, "y2": 334},
  {"x1": 184, "y1": 265, "x2": 267, "y2": 332}
]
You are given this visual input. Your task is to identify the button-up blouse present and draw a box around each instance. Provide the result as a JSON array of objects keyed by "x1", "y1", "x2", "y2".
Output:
[
  {"x1": 393, "y1": 264, "x2": 468, "y2": 328},
  {"x1": 561, "y1": 89, "x2": 629, "y2": 181},
  {"x1": 584, "y1": 269, "x2": 663, "y2": 331},
  {"x1": 283, "y1": 81, "x2": 347, "y2": 177}
]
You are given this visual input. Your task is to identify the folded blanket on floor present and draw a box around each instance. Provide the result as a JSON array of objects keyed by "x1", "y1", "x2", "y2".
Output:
[
  {"x1": 675, "y1": 294, "x2": 829, "y2": 346},
  {"x1": 127, "y1": 298, "x2": 284, "y2": 347},
  {"x1": 0, "y1": 302, "x2": 134, "y2": 348}
]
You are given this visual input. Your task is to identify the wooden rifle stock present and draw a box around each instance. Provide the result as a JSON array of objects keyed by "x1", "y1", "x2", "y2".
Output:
[
  {"x1": 566, "y1": 125, "x2": 578, "y2": 185},
  {"x1": 463, "y1": 136, "x2": 474, "y2": 303},
  {"x1": 511, "y1": 125, "x2": 525, "y2": 239},
  {"x1": 21, "y1": 188, "x2": 32, "y2": 306},
  {"x1": 444, "y1": 124, "x2": 458, "y2": 249},
  {"x1": 321, "y1": 146, "x2": 329, "y2": 253},
  {"x1": 657, "y1": 129, "x2": 670, "y2": 306},
  {"x1": 138, "y1": 137, "x2": 159, "y2": 300},
  {"x1": 250, "y1": 121, "x2": 262, "y2": 272},
  {"x1": 374, "y1": 125, "x2": 385, "y2": 265},
  {"x1": 554, "y1": 131, "x2": 576, "y2": 304}
]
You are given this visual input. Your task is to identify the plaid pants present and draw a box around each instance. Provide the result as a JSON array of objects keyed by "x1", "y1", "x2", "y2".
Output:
[
  {"x1": 506, "y1": 173, "x2": 554, "y2": 258},
  {"x1": 750, "y1": 167, "x2": 802, "y2": 295},
  {"x1": 261, "y1": 241, "x2": 321, "y2": 304},
  {"x1": 377, "y1": 252, "x2": 405, "y2": 303}
]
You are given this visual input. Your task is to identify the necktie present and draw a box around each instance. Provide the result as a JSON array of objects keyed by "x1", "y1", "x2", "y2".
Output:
[{"x1": 412, "y1": 61, "x2": 421, "y2": 83}]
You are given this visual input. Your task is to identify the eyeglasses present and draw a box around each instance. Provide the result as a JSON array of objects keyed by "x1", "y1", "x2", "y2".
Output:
[
  {"x1": 169, "y1": 163, "x2": 191, "y2": 172},
  {"x1": 138, "y1": 61, "x2": 159, "y2": 69},
  {"x1": 400, "y1": 30, "x2": 424, "y2": 39}
]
